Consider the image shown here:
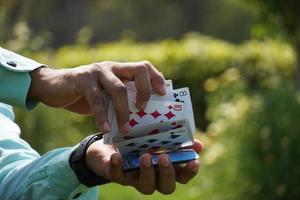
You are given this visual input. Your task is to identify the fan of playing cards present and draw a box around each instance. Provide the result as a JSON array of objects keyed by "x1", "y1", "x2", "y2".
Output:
[{"x1": 104, "y1": 80, "x2": 197, "y2": 159}]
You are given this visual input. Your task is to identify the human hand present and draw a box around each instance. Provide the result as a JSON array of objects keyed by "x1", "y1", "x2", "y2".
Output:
[
  {"x1": 85, "y1": 139, "x2": 203, "y2": 195},
  {"x1": 28, "y1": 61, "x2": 166, "y2": 133}
]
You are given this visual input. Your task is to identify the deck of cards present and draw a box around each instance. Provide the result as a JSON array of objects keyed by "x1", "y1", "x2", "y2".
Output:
[{"x1": 104, "y1": 80, "x2": 199, "y2": 171}]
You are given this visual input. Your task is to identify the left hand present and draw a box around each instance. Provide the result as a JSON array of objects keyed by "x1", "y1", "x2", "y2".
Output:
[
  {"x1": 85, "y1": 139, "x2": 203, "y2": 195},
  {"x1": 28, "y1": 61, "x2": 166, "y2": 133}
]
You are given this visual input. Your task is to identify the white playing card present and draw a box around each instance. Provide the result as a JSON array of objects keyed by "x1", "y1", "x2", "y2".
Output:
[
  {"x1": 126, "y1": 80, "x2": 174, "y2": 102},
  {"x1": 173, "y1": 87, "x2": 196, "y2": 133},
  {"x1": 112, "y1": 119, "x2": 191, "y2": 143},
  {"x1": 116, "y1": 126, "x2": 193, "y2": 155},
  {"x1": 105, "y1": 100, "x2": 186, "y2": 143}
]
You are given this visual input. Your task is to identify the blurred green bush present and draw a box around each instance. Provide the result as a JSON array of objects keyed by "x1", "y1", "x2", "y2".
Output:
[{"x1": 15, "y1": 33, "x2": 299, "y2": 200}]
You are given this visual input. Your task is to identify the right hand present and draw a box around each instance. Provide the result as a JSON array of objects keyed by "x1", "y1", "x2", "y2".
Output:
[
  {"x1": 29, "y1": 61, "x2": 166, "y2": 133},
  {"x1": 85, "y1": 139, "x2": 203, "y2": 195}
]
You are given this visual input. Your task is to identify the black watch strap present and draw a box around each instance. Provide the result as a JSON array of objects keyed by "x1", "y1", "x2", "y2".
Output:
[{"x1": 69, "y1": 133, "x2": 111, "y2": 187}]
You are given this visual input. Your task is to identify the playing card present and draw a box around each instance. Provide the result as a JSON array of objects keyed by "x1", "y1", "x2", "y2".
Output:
[
  {"x1": 122, "y1": 149, "x2": 199, "y2": 171},
  {"x1": 126, "y1": 80, "x2": 174, "y2": 102},
  {"x1": 105, "y1": 100, "x2": 186, "y2": 143},
  {"x1": 111, "y1": 119, "x2": 190, "y2": 143},
  {"x1": 173, "y1": 87, "x2": 196, "y2": 133},
  {"x1": 116, "y1": 126, "x2": 193, "y2": 155}
]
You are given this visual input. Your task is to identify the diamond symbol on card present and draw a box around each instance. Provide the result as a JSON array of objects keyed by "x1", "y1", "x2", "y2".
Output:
[
  {"x1": 151, "y1": 110, "x2": 161, "y2": 119},
  {"x1": 172, "y1": 125, "x2": 183, "y2": 129},
  {"x1": 168, "y1": 105, "x2": 173, "y2": 110},
  {"x1": 136, "y1": 110, "x2": 147, "y2": 118},
  {"x1": 165, "y1": 111, "x2": 175, "y2": 119},
  {"x1": 129, "y1": 118, "x2": 138, "y2": 127}
]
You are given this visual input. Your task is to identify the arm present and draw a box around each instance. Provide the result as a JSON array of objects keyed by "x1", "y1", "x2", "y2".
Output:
[{"x1": 0, "y1": 48, "x2": 202, "y2": 198}]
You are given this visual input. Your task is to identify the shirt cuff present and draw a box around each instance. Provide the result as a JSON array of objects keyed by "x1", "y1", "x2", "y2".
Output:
[
  {"x1": 0, "y1": 68, "x2": 40, "y2": 110},
  {"x1": 0, "y1": 47, "x2": 45, "y2": 109}
]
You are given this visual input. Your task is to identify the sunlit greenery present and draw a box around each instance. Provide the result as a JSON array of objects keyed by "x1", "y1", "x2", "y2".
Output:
[
  {"x1": 1, "y1": 1, "x2": 299, "y2": 199},
  {"x1": 12, "y1": 34, "x2": 299, "y2": 200}
]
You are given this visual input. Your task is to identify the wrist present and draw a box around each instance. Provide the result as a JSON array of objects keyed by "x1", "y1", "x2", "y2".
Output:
[
  {"x1": 28, "y1": 67, "x2": 51, "y2": 100},
  {"x1": 69, "y1": 134, "x2": 111, "y2": 187}
]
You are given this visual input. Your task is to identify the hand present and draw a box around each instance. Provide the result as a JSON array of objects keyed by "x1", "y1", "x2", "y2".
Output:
[
  {"x1": 85, "y1": 139, "x2": 203, "y2": 195},
  {"x1": 28, "y1": 61, "x2": 166, "y2": 133}
]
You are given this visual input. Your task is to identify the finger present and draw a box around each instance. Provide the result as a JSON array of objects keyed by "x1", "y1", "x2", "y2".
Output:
[
  {"x1": 84, "y1": 80, "x2": 110, "y2": 133},
  {"x1": 113, "y1": 62, "x2": 152, "y2": 110},
  {"x1": 133, "y1": 66, "x2": 151, "y2": 110},
  {"x1": 98, "y1": 71, "x2": 129, "y2": 133},
  {"x1": 181, "y1": 139, "x2": 203, "y2": 154},
  {"x1": 192, "y1": 139, "x2": 203, "y2": 153},
  {"x1": 157, "y1": 154, "x2": 176, "y2": 194},
  {"x1": 142, "y1": 61, "x2": 166, "y2": 95},
  {"x1": 135, "y1": 154, "x2": 155, "y2": 195},
  {"x1": 109, "y1": 153, "x2": 126, "y2": 185},
  {"x1": 175, "y1": 160, "x2": 199, "y2": 184},
  {"x1": 116, "y1": 61, "x2": 166, "y2": 96}
]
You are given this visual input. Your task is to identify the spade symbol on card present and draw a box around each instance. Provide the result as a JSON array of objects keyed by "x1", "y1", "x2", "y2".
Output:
[
  {"x1": 169, "y1": 134, "x2": 180, "y2": 139},
  {"x1": 126, "y1": 142, "x2": 137, "y2": 147},
  {"x1": 172, "y1": 142, "x2": 182, "y2": 146},
  {"x1": 130, "y1": 150, "x2": 140, "y2": 154},
  {"x1": 147, "y1": 139, "x2": 158, "y2": 143},
  {"x1": 151, "y1": 146, "x2": 162, "y2": 150},
  {"x1": 161, "y1": 141, "x2": 171, "y2": 145},
  {"x1": 139, "y1": 144, "x2": 150, "y2": 148}
]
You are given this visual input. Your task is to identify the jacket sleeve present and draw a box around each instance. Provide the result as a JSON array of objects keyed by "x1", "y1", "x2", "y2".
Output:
[{"x1": 0, "y1": 47, "x2": 44, "y2": 109}]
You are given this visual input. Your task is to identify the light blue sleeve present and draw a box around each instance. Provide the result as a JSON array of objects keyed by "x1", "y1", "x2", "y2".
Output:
[
  {"x1": 0, "y1": 47, "x2": 43, "y2": 109},
  {"x1": 0, "y1": 135, "x2": 99, "y2": 200},
  {"x1": 0, "y1": 48, "x2": 100, "y2": 199}
]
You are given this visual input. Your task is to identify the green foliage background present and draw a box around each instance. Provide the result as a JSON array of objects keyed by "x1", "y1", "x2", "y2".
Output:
[{"x1": 13, "y1": 33, "x2": 300, "y2": 200}]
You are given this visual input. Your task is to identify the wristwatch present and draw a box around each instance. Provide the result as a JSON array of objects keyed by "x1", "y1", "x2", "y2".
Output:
[{"x1": 69, "y1": 133, "x2": 111, "y2": 187}]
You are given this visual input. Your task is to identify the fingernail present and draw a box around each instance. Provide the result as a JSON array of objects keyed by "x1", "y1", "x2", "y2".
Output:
[
  {"x1": 141, "y1": 101, "x2": 148, "y2": 110},
  {"x1": 161, "y1": 155, "x2": 170, "y2": 167},
  {"x1": 102, "y1": 121, "x2": 111, "y2": 132},
  {"x1": 161, "y1": 84, "x2": 166, "y2": 95},
  {"x1": 142, "y1": 155, "x2": 152, "y2": 168},
  {"x1": 112, "y1": 154, "x2": 120, "y2": 165},
  {"x1": 121, "y1": 122, "x2": 129, "y2": 133},
  {"x1": 191, "y1": 160, "x2": 199, "y2": 173}
]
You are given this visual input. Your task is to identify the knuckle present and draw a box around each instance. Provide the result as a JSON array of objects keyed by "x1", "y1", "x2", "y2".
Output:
[
  {"x1": 77, "y1": 70, "x2": 92, "y2": 80},
  {"x1": 112, "y1": 83, "x2": 127, "y2": 95},
  {"x1": 142, "y1": 60, "x2": 152, "y2": 66},
  {"x1": 89, "y1": 92, "x2": 105, "y2": 105}
]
